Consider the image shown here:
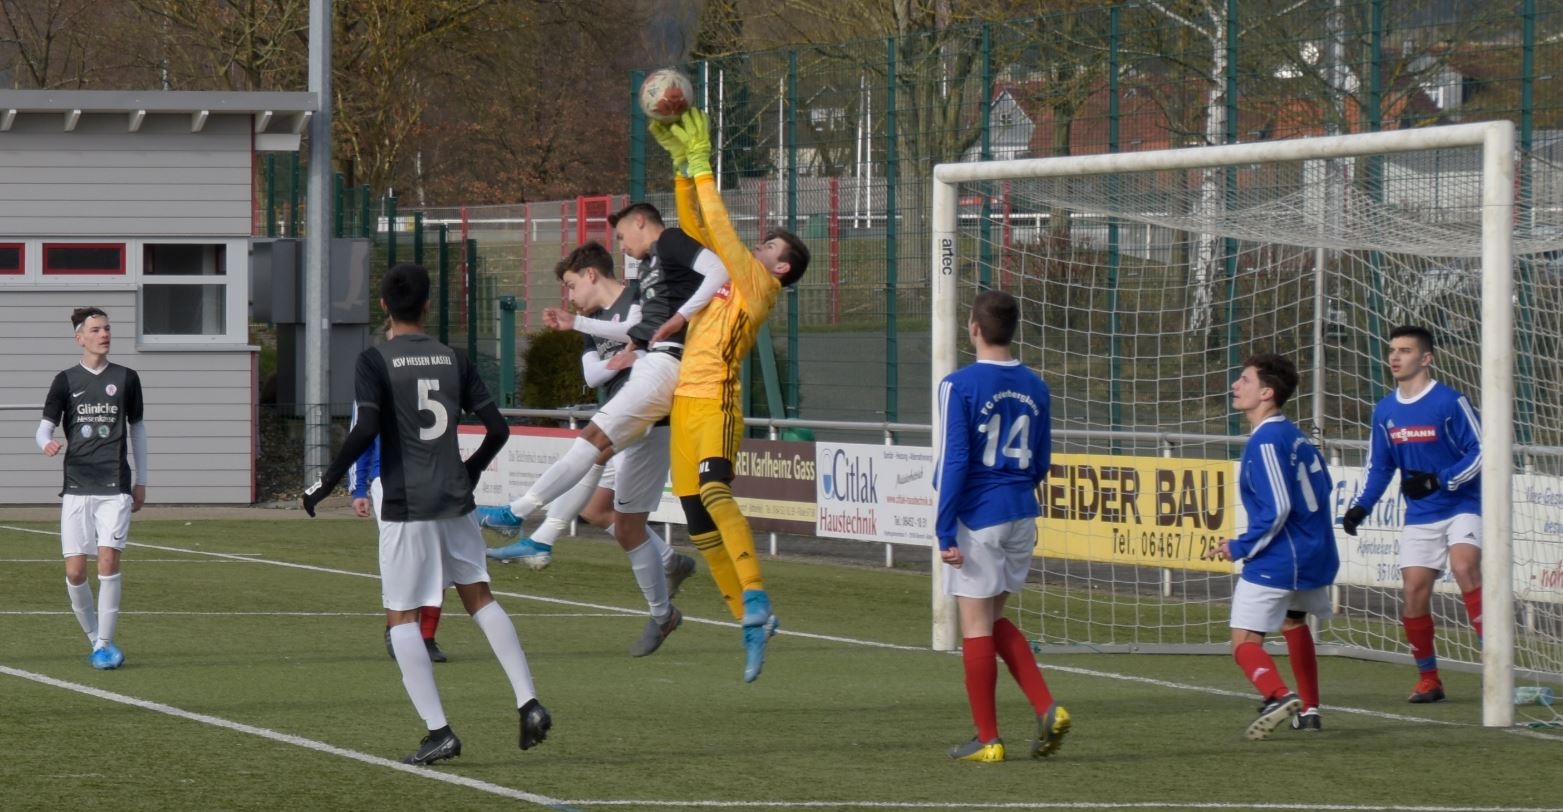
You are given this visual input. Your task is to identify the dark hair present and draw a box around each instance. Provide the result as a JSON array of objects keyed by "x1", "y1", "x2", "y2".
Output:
[
  {"x1": 767, "y1": 229, "x2": 811, "y2": 288},
  {"x1": 558, "y1": 241, "x2": 616, "y2": 281},
  {"x1": 71, "y1": 307, "x2": 108, "y2": 331},
  {"x1": 1390, "y1": 324, "x2": 1435, "y2": 355},
  {"x1": 1243, "y1": 352, "x2": 1299, "y2": 409},
  {"x1": 382, "y1": 263, "x2": 431, "y2": 324},
  {"x1": 970, "y1": 289, "x2": 1019, "y2": 346},
  {"x1": 607, "y1": 202, "x2": 663, "y2": 229}
]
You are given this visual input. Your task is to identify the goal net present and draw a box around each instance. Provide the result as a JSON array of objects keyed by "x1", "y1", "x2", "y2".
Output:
[{"x1": 930, "y1": 123, "x2": 1563, "y2": 728}]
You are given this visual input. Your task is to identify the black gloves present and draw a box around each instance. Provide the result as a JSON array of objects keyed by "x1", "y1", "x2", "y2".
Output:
[
  {"x1": 1341, "y1": 505, "x2": 1368, "y2": 536},
  {"x1": 1400, "y1": 470, "x2": 1440, "y2": 500},
  {"x1": 302, "y1": 478, "x2": 328, "y2": 518}
]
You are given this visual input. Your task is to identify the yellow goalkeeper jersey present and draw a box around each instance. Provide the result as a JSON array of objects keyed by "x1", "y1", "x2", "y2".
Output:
[{"x1": 673, "y1": 174, "x2": 781, "y2": 401}]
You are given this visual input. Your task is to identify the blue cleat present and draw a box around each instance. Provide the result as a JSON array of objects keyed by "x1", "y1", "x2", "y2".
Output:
[
  {"x1": 90, "y1": 642, "x2": 125, "y2": 670},
  {"x1": 740, "y1": 589, "x2": 776, "y2": 683},
  {"x1": 476, "y1": 505, "x2": 522, "y2": 537},
  {"x1": 486, "y1": 537, "x2": 553, "y2": 570}
]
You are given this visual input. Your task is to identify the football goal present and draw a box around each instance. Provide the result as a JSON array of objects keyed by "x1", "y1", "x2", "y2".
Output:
[{"x1": 930, "y1": 121, "x2": 1563, "y2": 729}]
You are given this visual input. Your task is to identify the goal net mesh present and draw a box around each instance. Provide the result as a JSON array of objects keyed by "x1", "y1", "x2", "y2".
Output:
[{"x1": 943, "y1": 143, "x2": 1563, "y2": 725}]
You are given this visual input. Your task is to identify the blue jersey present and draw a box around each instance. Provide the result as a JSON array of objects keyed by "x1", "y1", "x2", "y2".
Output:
[
  {"x1": 1352, "y1": 380, "x2": 1481, "y2": 524},
  {"x1": 348, "y1": 402, "x2": 381, "y2": 499},
  {"x1": 1230, "y1": 416, "x2": 1339, "y2": 591},
  {"x1": 933, "y1": 360, "x2": 1051, "y2": 550}
]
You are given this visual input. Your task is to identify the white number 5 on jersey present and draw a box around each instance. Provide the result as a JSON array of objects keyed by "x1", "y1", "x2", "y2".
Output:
[
  {"x1": 977, "y1": 413, "x2": 1033, "y2": 469},
  {"x1": 416, "y1": 378, "x2": 450, "y2": 441}
]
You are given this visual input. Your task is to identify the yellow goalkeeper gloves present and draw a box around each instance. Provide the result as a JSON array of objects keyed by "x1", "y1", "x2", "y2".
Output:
[
  {"x1": 649, "y1": 120, "x2": 688, "y2": 177},
  {"x1": 671, "y1": 109, "x2": 713, "y2": 179}
]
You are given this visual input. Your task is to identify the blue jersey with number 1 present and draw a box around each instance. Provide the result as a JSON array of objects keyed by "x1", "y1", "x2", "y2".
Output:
[{"x1": 933, "y1": 359, "x2": 1051, "y2": 550}]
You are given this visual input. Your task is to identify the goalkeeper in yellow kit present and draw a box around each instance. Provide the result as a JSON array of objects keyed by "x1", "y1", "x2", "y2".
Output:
[{"x1": 649, "y1": 109, "x2": 810, "y2": 682}]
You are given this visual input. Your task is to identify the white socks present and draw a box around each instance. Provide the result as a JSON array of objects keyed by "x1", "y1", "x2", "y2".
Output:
[
  {"x1": 510, "y1": 438, "x2": 601, "y2": 519},
  {"x1": 96, "y1": 573, "x2": 122, "y2": 646},
  {"x1": 66, "y1": 579, "x2": 98, "y2": 647},
  {"x1": 390, "y1": 622, "x2": 446, "y2": 730},
  {"x1": 626, "y1": 538, "x2": 671, "y2": 622},
  {"x1": 473, "y1": 602, "x2": 537, "y2": 708},
  {"x1": 533, "y1": 463, "x2": 606, "y2": 546}
]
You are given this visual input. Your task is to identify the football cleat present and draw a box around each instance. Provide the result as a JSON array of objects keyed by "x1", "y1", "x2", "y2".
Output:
[
  {"x1": 1408, "y1": 676, "x2": 1445, "y2": 704},
  {"x1": 740, "y1": 589, "x2": 772, "y2": 628},
  {"x1": 1291, "y1": 707, "x2": 1322, "y2": 731},
  {"x1": 384, "y1": 627, "x2": 395, "y2": 660},
  {"x1": 90, "y1": 642, "x2": 125, "y2": 670},
  {"x1": 665, "y1": 553, "x2": 697, "y2": 599},
  {"x1": 476, "y1": 505, "x2": 523, "y2": 538},
  {"x1": 424, "y1": 637, "x2": 448, "y2": 663},
  {"x1": 401, "y1": 728, "x2": 461, "y2": 766},
  {"x1": 519, "y1": 698, "x2": 552, "y2": 750},
  {"x1": 486, "y1": 538, "x2": 553, "y2": 570},
  {"x1": 1031, "y1": 704, "x2": 1072, "y2": 758},
  {"x1": 1247, "y1": 692, "x2": 1302, "y2": 741},
  {"x1": 629, "y1": 606, "x2": 682, "y2": 657},
  {"x1": 949, "y1": 736, "x2": 1005, "y2": 763}
]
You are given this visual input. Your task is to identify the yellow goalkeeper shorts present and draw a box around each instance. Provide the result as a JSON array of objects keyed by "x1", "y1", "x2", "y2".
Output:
[{"x1": 669, "y1": 395, "x2": 742, "y2": 498}]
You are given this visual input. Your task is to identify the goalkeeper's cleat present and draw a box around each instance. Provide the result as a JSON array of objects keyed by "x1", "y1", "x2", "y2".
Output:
[
  {"x1": 740, "y1": 589, "x2": 772, "y2": 628},
  {"x1": 1246, "y1": 692, "x2": 1302, "y2": 741},
  {"x1": 384, "y1": 626, "x2": 395, "y2": 660},
  {"x1": 1408, "y1": 676, "x2": 1446, "y2": 704},
  {"x1": 424, "y1": 637, "x2": 448, "y2": 663},
  {"x1": 401, "y1": 727, "x2": 461, "y2": 766},
  {"x1": 1291, "y1": 707, "x2": 1322, "y2": 731},
  {"x1": 629, "y1": 606, "x2": 683, "y2": 657},
  {"x1": 90, "y1": 642, "x2": 124, "y2": 670},
  {"x1": 665, "y1": 553, "x2": 697, "y2": 599},
  {"x1": 476, "y1": 505, "x2": 522, "y2": 538},
  {"x1": 949, "y1": 736, "x2": 1005, "y2": 763},
  {"x1": 742, "y1": 622, "x2": 770, "y2": 683},
  {"x1": 486, "y1": 538, "x2": 553, "y2": 570},
  {"x1": 519, "y1": 698, "x2": 552, "y2": 751},
  {"x1": 1030, "y1": 704, "x2": 1072, "y2": 758}
]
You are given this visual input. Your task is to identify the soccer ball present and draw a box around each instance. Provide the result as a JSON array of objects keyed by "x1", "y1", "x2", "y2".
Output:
[{"x1": 639, "y1": 68, "x2": 694, "y2": 123}]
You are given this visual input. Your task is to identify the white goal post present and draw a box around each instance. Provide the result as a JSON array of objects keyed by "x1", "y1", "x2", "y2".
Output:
[{"x1": 929, "y1": 122, "x2": 1519, "y2": 727}]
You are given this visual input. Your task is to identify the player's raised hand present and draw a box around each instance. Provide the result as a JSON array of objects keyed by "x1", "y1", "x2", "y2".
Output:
[
  {"x1": 649, "y1": 120, "x2": 687, "y2": 176},
  {"x1": 672, "y1": 109, "x2": 712, "y2": 177},
  {"x1": 650, "y1": 312, "x2": 686, "y2": 344},
  {"x1": 542, "y1": 307, "x2": 574, "y2": 331}
]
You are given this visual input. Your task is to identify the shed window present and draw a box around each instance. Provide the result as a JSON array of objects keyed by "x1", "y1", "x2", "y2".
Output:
[
  {"x1": 141, "y1": 243, "x2": 230, "y2": 337},
  {"x1": 43, "y1": 243, "x2": 125, "y2": 275},
  {"x1": 0, "y1": 244, "x2": 20, "y2": 275}
]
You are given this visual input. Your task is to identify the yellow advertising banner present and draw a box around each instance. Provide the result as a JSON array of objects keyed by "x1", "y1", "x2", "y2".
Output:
[{"x1": 1036, "y1": 453, "x2": 1236, "y2": 573}]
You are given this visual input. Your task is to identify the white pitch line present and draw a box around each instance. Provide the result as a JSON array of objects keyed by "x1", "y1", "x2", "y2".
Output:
[
  {"x1": 0, "y1": 664, "x2": 578, "y2": 811},
  {"x1": 0, "y1": 610, "x2": 635, "y2": 618},
  {"x1": 558, "y1": 803, "x2": 1563, "y2": 811}
]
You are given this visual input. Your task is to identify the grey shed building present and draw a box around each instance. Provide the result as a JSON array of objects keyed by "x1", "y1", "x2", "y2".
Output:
[{"x1": 0, "y1": 90, "x2": 317, "y2": 505}]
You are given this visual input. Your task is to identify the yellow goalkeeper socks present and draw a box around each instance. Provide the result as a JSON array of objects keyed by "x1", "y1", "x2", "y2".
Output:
[
  {"x1": 700, "y1": 480, "x2": 764, "y2": 592},
  {"x1": 690, "y1": 528, "x2": 743, "y2": 620}
]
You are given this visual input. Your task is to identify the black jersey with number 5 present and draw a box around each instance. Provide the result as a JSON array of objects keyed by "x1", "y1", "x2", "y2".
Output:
[
  {"x1": 355, "y1": 333, "x2": 492, "y2": 522},
  {"x1": 42, "y1": 362, "x2": 144, "y2": 496}
]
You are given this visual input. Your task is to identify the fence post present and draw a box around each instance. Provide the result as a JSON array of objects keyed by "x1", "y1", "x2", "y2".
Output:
[
  {"x1": 629, "y1": 69, "x2": 647, "y2": 202},
  {"x1": 386, "y1": 195, "x2": 398, "y2": 268},
  {"x1": 438, "y1": 224, "x2": 450, "y2": 345},
  {"x1": 1223, "y1": 0, "x2": 1241, "y2": 437},
  {"x1": 332, "y1": 173, "x2": 344, "y2": 238},
  {"x1": 359, "y1": 185, "x2": 372, "y2": 239},
  {"x1": 413, "y1": 212, "x2": 424, "y2": 265},
  {"x1": 885, "y1": 37, "x2": 899, "y2": 423},
  {"x1": 287, "y1": 152, "x2": 301, "y2": 236},
  {"x1": 466, "y1": 238, "x2": 479, "y2": 363},
  {"x1": 1107, "y1": 5, "x2": 1124, "y2": 450},
  {"x1": 264, "y1": 154, "x2": 277, "y2": 237},
  {"x1": 499, "y1": 295, "x2": 519, "y2": 407},
  {"x1": 977, "y1": 23, "x2": 993, "y2": 290},
  {"x1": 786, "y1": 49, "x2": 801, "y2": 418}
]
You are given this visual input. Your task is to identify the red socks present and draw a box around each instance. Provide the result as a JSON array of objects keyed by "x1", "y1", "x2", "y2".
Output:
[
  {"x1": 961, "y1": 636, "x2": 1000, "y2": 742},
  {"x1": 1403, "y1": 614, "x2": 1439, "y2": 676},
  {"x1": 993, "y1": 618, "x2": 1054, "y2": 714},
  {"x1": 420, "y1": 606, "x2": 442, "y2": 641},
  {"x1": 1282, "y1": 625, "x2": 1320, "y2": 709},
  {"x1": 1462, "y1": 588, "x2": 1483, "y2": 639},
  {"x1": 1234, "y1": 641, "x2": 1288, "y2": 700}
]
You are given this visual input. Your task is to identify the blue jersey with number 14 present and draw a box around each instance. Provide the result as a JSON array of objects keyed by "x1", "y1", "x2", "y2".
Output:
[{"x1": 933, "y1": 360, "x2": 1051, "y2": 550}]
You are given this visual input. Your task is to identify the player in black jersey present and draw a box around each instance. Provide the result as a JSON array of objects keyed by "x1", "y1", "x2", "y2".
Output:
[
  {"x1": 38, "y1": 307, "x2": 146, "y2": 671},
  {"x1": 302, "y1": 263, "x2": 550, "y2": 766}
]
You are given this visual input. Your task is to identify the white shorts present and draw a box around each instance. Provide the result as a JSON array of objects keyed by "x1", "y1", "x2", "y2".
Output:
[
  {"x1": 942, "y1": 518, "x2": 1036, "y2": 599},
  {"x1": 589, "y1": 350, "x2": 680, "y2": 449},
  {"x1": 1230, "y1": 579, "x2": 1333, "y2": 633},
  {"x1": 369, "y1": 478, "x2": 385, "y2": 527},
  {"x1": 378, "y1": 512, "x2": 489, "y2": 611},
  {"x1": 1400, "y1": 513, "x2": 1482, "y2": 572},
  {"x1": 60, "y1": 493, "x2": 133, "y2": 558},
  {"x1": 600, "y1": 424, "x2": 671, "y2": 515}
]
